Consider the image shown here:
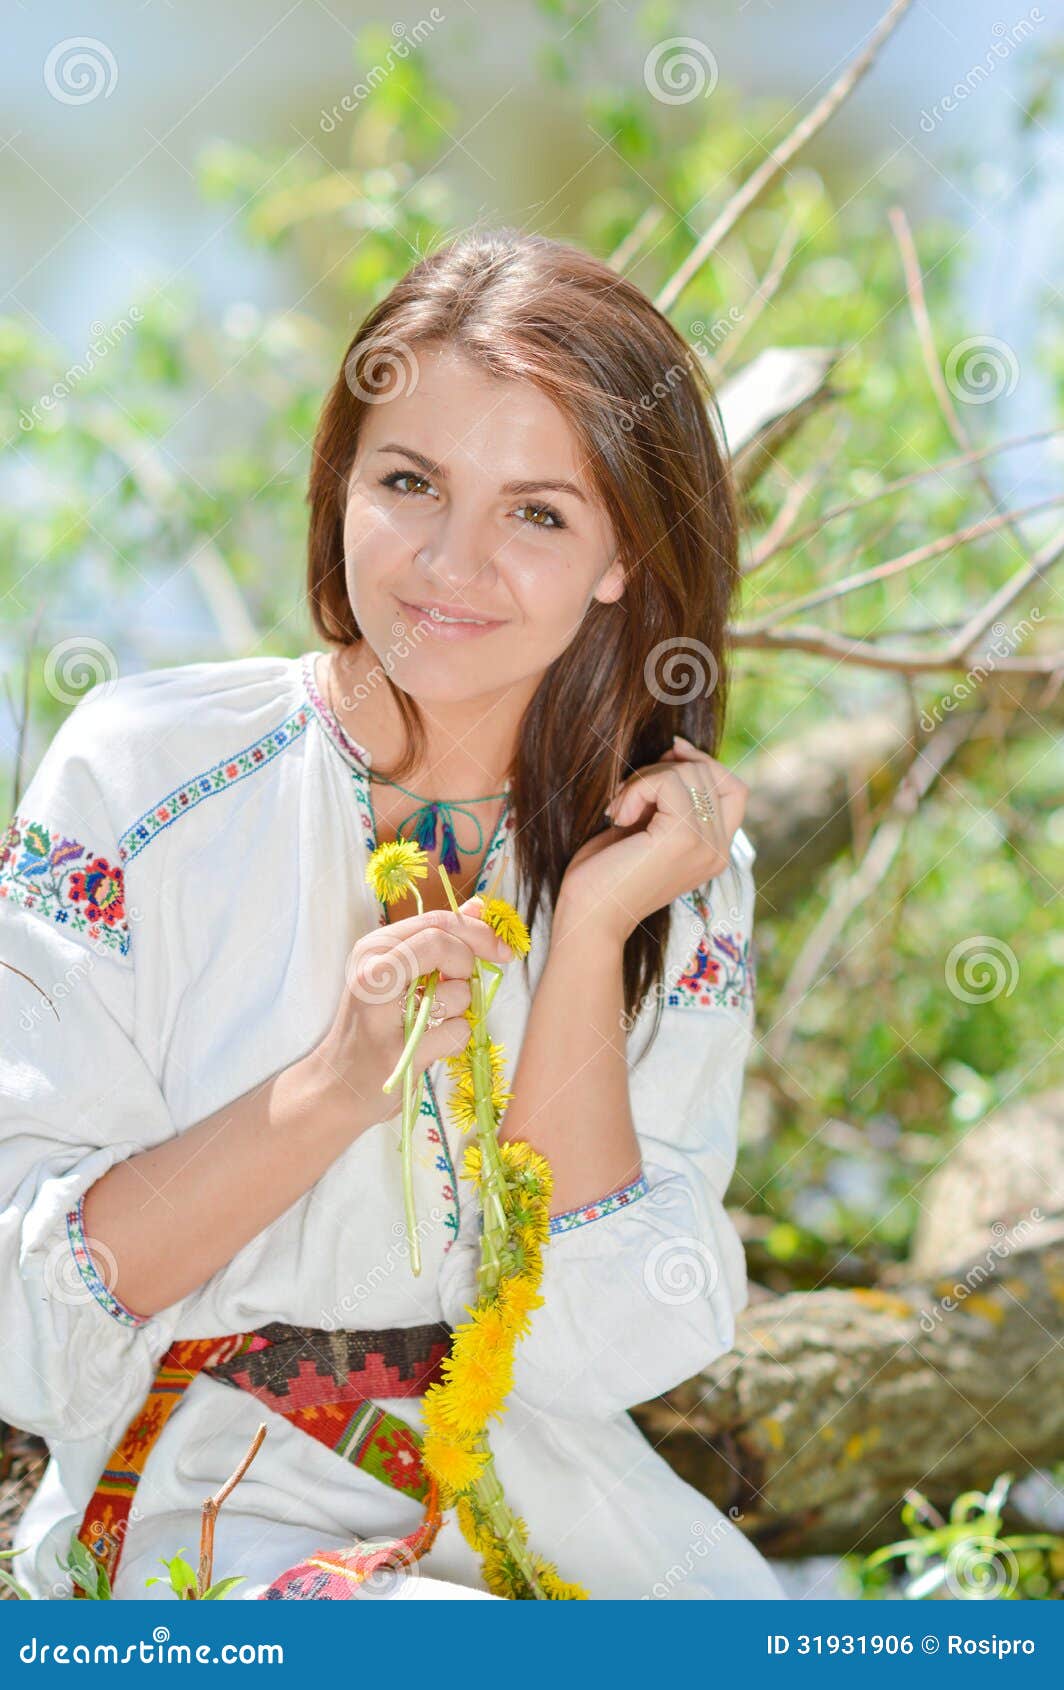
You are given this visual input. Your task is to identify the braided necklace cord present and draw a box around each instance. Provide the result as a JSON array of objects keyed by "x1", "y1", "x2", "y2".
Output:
[
  {"x1": 324, "y1": 655, "x2": 510, "y2": 874},
  {"x1": 369, "y1": 772, "x2": 510, "y2": 873}
]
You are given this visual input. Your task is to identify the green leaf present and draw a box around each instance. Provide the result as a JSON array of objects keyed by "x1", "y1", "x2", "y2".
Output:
[
  {"x1": 0, "y1": 1568, "x2": 34, "y2": 1599},
  {"x1": 164, "y1": 1554, "x2": 199, "y2": 1598},
  {"x1": 202, "y1": 1576, "x2": 248, "y2": 1599}
]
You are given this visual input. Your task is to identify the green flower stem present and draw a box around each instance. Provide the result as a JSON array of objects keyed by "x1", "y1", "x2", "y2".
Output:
[
  {"x1": 383, "y1": 969, "x2": 440, "y2": 1094},
  {"x1": 469, "y1": 1448, "x2": 547, "y2": 1600},
  {"x1": 469, "y1": 963, "x2": 509, "y2": 1289},
  {"x1": 400, "y1": 977, "x2": 423, "y2": 1277}
]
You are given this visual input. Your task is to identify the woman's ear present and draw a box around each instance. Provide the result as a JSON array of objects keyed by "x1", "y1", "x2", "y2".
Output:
[{"x1": 592, "y1": 554, "x2": 626, "y2": 607}]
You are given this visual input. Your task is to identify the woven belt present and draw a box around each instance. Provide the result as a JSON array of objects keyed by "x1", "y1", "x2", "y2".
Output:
[{"x1": 73, "y1": 1319, "x2": 453, "y2": 1599}]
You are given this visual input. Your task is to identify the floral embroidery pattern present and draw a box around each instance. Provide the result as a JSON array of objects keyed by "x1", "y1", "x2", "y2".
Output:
[
  {"x1": 548, "y1": 1171, "x2": 650, "y2": 1235},
  {"x1": 670, "y1": 883, "x2": 755, "y2": 1014},
  {"x1": 422, "y1": 1072, "x2": 460, "y2": 1250},
  {"x1": 117, "y1": 703, "x2": 311, "y2": 864},
  {"x1": 65, "y1": 1193, "x2": 149, "y2": 1327},
  {"x1": 0, "y1": 816, "x2": 130, "y2": 957}
]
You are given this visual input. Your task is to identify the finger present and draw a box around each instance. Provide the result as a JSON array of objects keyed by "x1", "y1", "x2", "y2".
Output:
[
  {"x1": 416, "y1": 1012, "x2": 477, "y2": 1067},
  {"x1": 423, "y1": 976, "x2": 472, "y2": 1020},
  {"x1": 383, "y1": 912, "x2": 520, "y2": 966},
  {"x1": 608, "y1": 740, "x2": 716, "y2": 810},
  {"x1": 608, "y1": 764, "x2": 694, "y2": 828},
  {"x1": 610, "y1": 744, "x2": 746, "y2": 819},
  {"x1": 610, "y1": 763, "x2": 739, "y2": 839},
  {"x1": 383, "y1": 907, "x2": 516, "y2": 973}
]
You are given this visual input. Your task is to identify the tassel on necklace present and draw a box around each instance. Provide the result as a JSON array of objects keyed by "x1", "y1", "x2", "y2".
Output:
[{"x1": 409, "y1": 802, "x2": 465, "y2": 874}]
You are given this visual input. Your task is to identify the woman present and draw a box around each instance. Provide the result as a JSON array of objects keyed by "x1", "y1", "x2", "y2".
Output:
[{"x1": 1, "y1": 227, "x2": 784, "y2": 1601}]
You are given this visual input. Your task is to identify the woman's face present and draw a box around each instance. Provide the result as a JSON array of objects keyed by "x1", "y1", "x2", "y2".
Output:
[{"x1": 340, "y1": 341, "x2": 624, "y2": 706}]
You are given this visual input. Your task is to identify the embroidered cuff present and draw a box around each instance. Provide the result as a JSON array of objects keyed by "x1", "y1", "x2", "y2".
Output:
[
  {"x1": 65, "y1": 1194, "x2": 150, "y2": 1328},
  {"x1": 547, "y1": 1171, "x2": 650, "y2": 1235}
]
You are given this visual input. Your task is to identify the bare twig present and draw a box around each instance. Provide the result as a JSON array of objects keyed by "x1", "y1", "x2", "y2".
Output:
[
  {"x1": 742, "y1": 494, "x2": 1064, "y2": 632},
  {"x1": 710, "y1": 210, "x2": 805, "y2": 376},
  {"x1": 889, "y1": 206, "x2": 1032, "y2": 536},
  {"x1": 655, "y1": 0, "x2": 916, "y2": 313},
  {"x1": 196, "y1": 1422, "x2": 267, "y2": 1598},
  {"x1": 84, "y1": 407, "x2": 258, "y2": 655},
  {"x1": 734, "y1": 620, "x2": 1064, "y2": 675},
  {"x1": 607, "y1": 204, "x2": 665, "y2": 273},
  {"x1": 752, "y1": 427, "x2": 1064, "y2": 568},
  {"x1": 0, "y1": 961, "x2": 59, "y2": 1021},
  {"x1": 4, "y1": 606, "x2": 45, "y2": 817},
  {"x1": 765, "y1": 708, "x2": 978, "y2": 1065}
]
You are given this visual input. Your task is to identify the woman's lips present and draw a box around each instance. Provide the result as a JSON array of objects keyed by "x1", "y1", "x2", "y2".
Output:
[{"x1": 396, "y1": 598, "x2": 506, "y2": 641}]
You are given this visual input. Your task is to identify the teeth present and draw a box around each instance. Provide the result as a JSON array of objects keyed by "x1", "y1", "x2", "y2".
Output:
[{"x1": 418, "y1": 605, "x2": 486, "y2": 625}]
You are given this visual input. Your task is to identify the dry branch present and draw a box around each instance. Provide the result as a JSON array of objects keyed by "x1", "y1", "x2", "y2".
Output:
[
  {"x1": 632, "y1": 1090, "x2": 1064, "y2": 1556},
  {"x1": 655, "y1": 0, "x2": 917, "y2": 313}
]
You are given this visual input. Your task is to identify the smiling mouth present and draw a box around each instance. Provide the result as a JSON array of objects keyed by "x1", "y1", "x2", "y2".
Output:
[{"x1": 398, "y1": 599, "x2": 505, "y2": 627}]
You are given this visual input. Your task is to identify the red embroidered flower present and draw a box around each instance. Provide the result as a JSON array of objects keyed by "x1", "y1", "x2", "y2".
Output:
[
  {"x1": 676, "y1": 940, "x2": 722, "y2": 994},
  {"x1": 67, "y1": 856, "x2": 126, "y2": 929}
]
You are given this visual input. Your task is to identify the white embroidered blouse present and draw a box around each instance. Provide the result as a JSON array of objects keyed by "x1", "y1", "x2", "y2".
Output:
[{"x1": 0, "y1": 650, "x2": 784, "y2": 1601}]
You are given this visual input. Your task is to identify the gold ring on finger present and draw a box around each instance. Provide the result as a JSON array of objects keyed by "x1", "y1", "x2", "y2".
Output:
[{"x1": 688, "y1": 783, "x2": 716, "y2": 823}]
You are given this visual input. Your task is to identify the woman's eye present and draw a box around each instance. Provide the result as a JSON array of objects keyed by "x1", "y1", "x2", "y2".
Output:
[
  {"x1": 515, "y1": 503, "x2": 565, "y2": 530},
  {"x1": 380, "y1": 470, "x2": 434, "y2": 497}
]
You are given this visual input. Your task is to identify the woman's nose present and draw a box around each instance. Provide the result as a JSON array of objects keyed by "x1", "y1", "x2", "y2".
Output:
[{"x1": 415, "y1": 506, "x2": 498, "y2": 595}]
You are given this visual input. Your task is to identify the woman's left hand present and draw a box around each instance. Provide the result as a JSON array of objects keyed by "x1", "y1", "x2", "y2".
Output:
[{"x1": 554, "y1": 735, "x2": 749, "y2": 946}]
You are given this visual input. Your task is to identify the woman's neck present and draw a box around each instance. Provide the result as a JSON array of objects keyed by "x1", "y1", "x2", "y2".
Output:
[{"x1": 322, "y1": 642, "x2": 521, "y2": 800}]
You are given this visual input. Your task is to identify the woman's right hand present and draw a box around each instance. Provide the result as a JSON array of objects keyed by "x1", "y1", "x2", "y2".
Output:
[{"x1": 312, "y1": 896, "x2": 517, "y2": 1134}]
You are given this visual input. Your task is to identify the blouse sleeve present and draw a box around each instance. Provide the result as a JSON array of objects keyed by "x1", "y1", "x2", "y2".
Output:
[
  {"x1": 437, "y1": 829, "x2": 760, "y2": 1422},
  {"x1": 0, "y1": 686, "x2": 185, "y2": 1442}
]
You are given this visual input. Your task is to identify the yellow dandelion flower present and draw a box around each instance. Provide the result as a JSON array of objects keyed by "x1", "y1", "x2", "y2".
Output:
[
  {"x1": 455, "y1": 1496, "x2": 497, "y2": 1555},
  {"x1": 421, "y1": 1432, "x2": 490, "y2": 1496},
  {"x1": 515, "y1": 1221, "x2": 546, "y2": 1259},
  {"x1": 445, "y1": 1047, "x2": 475, "y2": 1088},
  {"x1": 365, "y1": 840, "x2": 430, "y2": 905},
  {"x1": 529, "y1": 1555, "x2": 590, "y2": 1600},
  {"x1": 479, "y1": 898, "x2": 531, "y2": 958},
  {"x1": 500, "y1": 1139, "x2": 553, "y2": 1188},
  {"x1": 461, "y1": 1142, "x2": 483, "y2": 1182},
  {"x1": 438, "y1": 1350, "x2": 512, "y2": 1434},
  {"x1": 479, "y1": 1546, "x2": 521, "y2": 1599},
  {"x1": 499, "y1": 1273, "x2": 545, "y2": 1337},
  {"x1": 448, "y1": 1080, "x2": 480, "y2": 1136},
  {"x1": 419, "y1": 1382, "x2": 461, "y2": 1440},
  {"x1": 453, "y1": 1304, "x2": 514, "y2": 1368}
]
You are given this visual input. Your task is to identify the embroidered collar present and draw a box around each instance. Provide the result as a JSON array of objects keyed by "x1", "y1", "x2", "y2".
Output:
[{"x1": 300, "y1": 650, "x2": 375, "y2": 773}]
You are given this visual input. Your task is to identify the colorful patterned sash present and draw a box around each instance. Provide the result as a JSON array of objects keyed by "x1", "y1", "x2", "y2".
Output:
[{"x1": 73, "y1": 1320, "x2": 452, "y2": 1599}]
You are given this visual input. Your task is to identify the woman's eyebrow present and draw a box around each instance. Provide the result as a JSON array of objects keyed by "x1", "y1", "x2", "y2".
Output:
[{"x1": 374, "y1": 442, "x2": 587, "y2": 503}]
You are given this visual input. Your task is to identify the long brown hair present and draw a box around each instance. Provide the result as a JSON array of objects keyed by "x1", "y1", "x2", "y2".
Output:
[{"x1": 306, "y1": 225, "x2": 740, "y2": 1052}]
